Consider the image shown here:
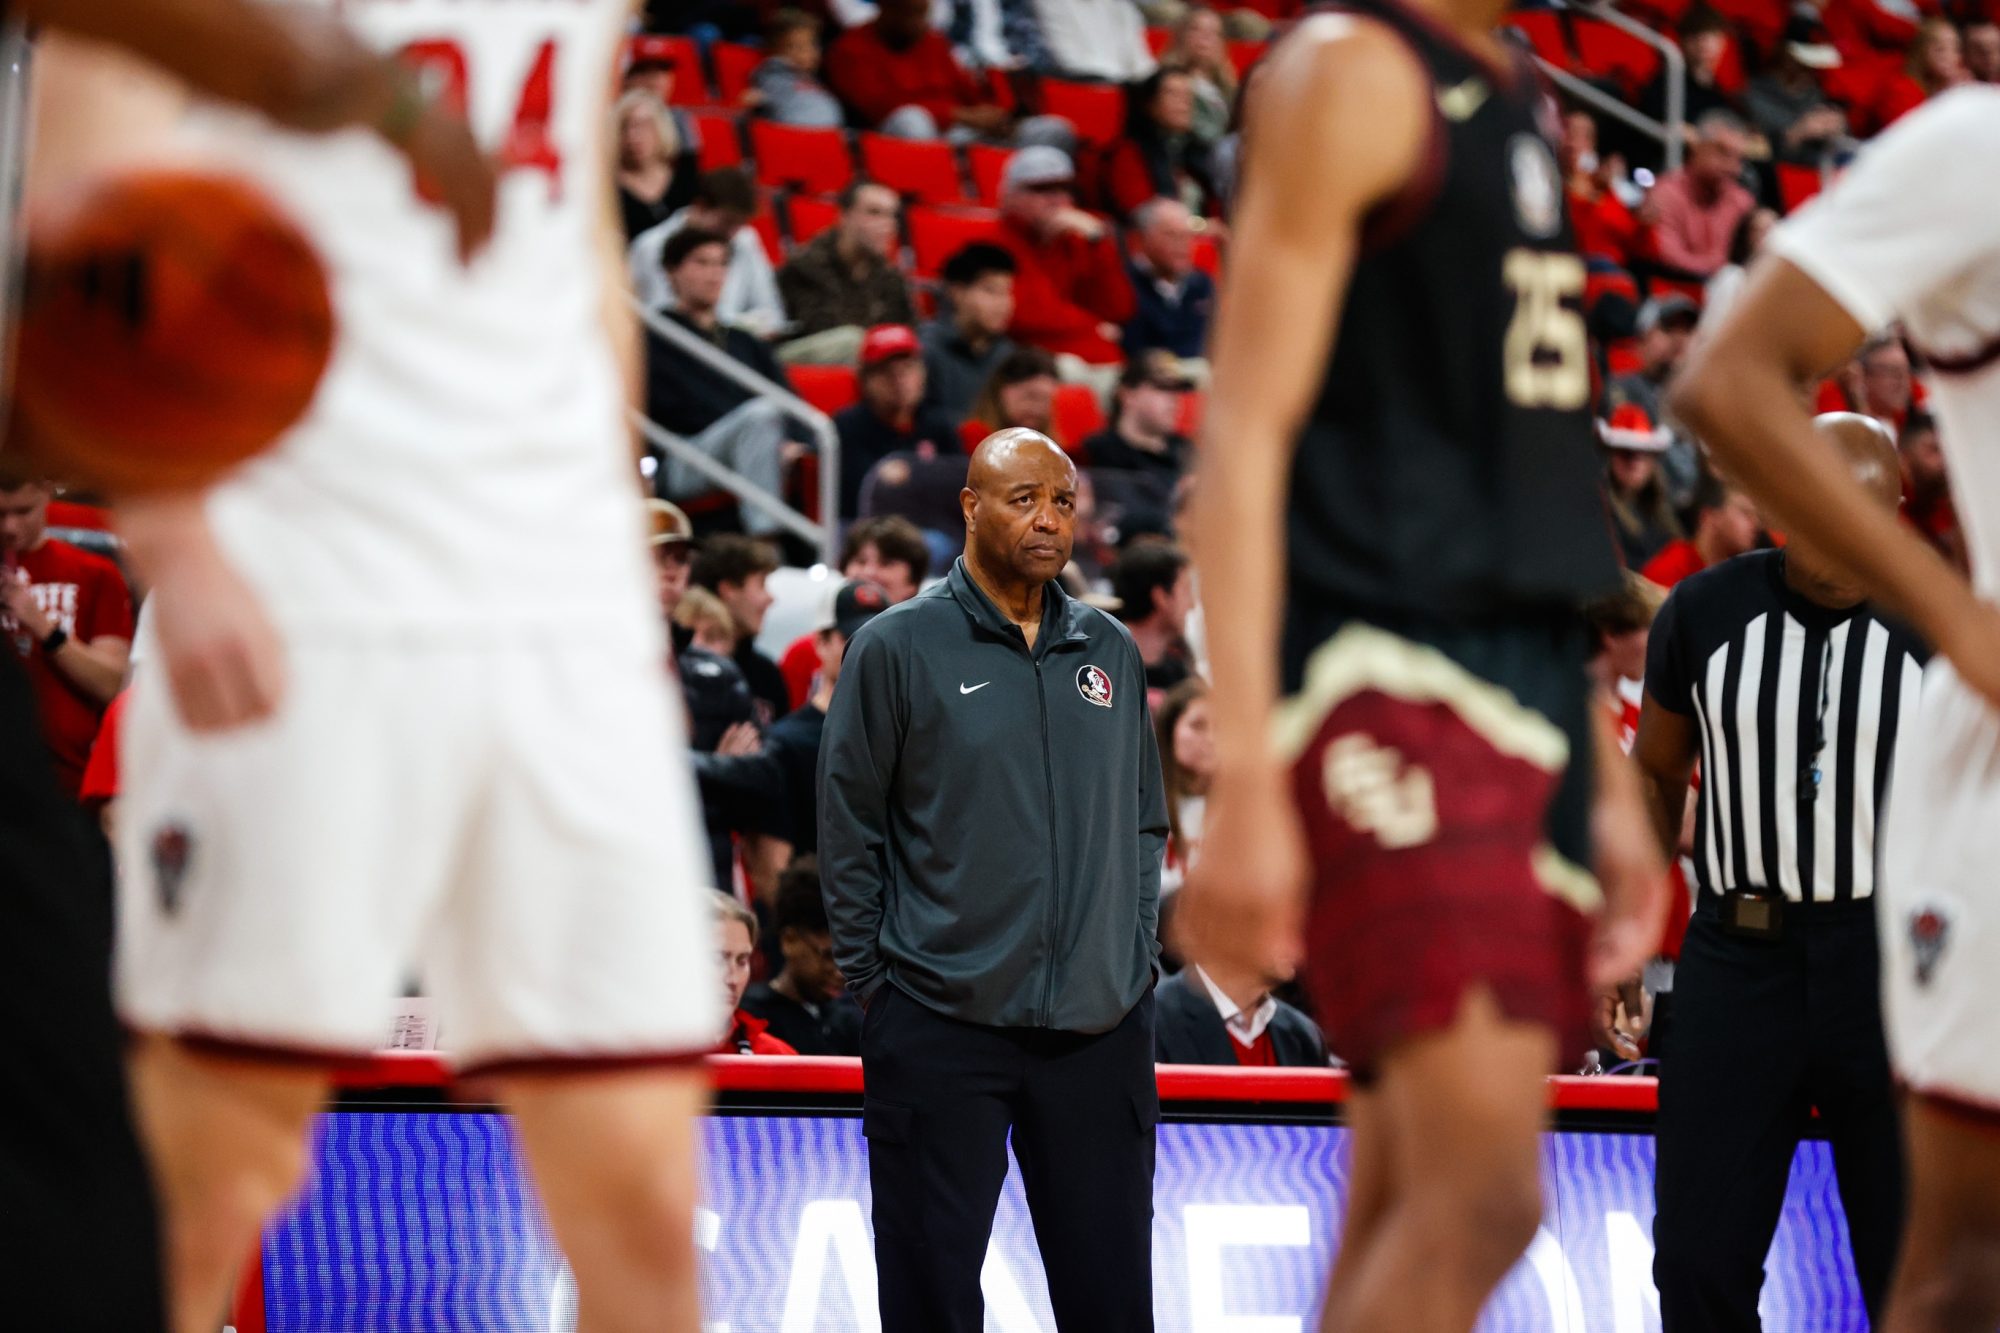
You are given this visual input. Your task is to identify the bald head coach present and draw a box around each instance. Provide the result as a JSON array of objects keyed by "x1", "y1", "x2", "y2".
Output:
[{"x1": 820, "y1": 428, "x2": 1168, "y2": 1332}]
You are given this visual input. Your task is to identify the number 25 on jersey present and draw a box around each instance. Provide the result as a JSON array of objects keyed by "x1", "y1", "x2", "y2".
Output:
[
  {"x1": 400, "y1": 38, "x2": 563, "y2": 203},
  {"x1": 1502, "y1": 249, "x2": 1589, "y2": 411}
]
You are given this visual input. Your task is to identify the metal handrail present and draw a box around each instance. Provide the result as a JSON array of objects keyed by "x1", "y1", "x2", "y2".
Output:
[
  {"x1": 1528, "y1": 0, "x2": 1687, "y2": 174},
  {"x1": 630, "y1": 298, "x2": 842, "y2": 564}
]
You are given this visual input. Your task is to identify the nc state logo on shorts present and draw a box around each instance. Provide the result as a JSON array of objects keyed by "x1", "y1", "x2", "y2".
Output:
[
  {"x1": 151, "y1": 822, "x2": 193, "y2": 917},
  {"x1": 1910, "y1": 906, "x2": 1951, "y2": 988},
  {"x1": 1077, "y1": 664, "x2": 1114, "y2": 708}
]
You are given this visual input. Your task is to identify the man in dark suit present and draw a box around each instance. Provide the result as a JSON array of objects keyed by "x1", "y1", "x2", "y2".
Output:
[{"x1": 1154, "y1": 964, "x2": 1330, "y2": 1068}]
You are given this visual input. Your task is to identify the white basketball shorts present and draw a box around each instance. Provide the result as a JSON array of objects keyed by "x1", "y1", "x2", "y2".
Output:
[
  {"x1": 1880, "y1": 659, "x2": 2000, "y2": 1115},
  {"x1": 114, "y1": 630, "x2": 721, "y2": 1073}
]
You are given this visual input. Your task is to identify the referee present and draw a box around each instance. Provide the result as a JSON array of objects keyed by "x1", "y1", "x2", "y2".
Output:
[
  {"x1": 1636, "y1": 415, "x2": 1924, "y2": 1329},
  {"x1": 820, "y1": 428, "x2": 1166, "y2": 1333}
]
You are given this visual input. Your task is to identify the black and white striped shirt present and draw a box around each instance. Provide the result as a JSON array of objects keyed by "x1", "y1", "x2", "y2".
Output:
[{"x1": 1645, "y1": 551, "x2": 1930, "y2": 904}]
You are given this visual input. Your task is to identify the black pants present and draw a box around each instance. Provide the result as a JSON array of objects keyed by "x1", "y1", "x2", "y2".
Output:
[
  {"x1": 861, "y1": 984, "x2": 1157, "y2": 1333},
  {"x1": 0, "y1": 659, "x2": 163, "y2": 1330},
  {"x1": 1654, "y1": 903, "x2": 1904, "y2": 1331}
]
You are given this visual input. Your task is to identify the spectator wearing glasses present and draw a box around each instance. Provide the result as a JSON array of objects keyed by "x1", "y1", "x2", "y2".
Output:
[
  {"x1": 1640, "y1": 111, "x2": 1756, "y2": 281},
  {"x1": 778, "y1": 181, "x2": 917, "y2": 366},
  {"x1": 1636, "y1": 416, "x2": 1921, "y2": 1330},
  {"x1": 993, "y1": 147, "x2": 1135, "y2": 369}
]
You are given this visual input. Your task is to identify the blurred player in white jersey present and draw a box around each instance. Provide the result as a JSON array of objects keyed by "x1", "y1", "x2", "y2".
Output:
[
  {"x1": 101, "y1": 4, "x2": 720, "y2": 1331},
  {"x1": 1677, "y1": 84, "x2": 2000, "y2": 1332}
]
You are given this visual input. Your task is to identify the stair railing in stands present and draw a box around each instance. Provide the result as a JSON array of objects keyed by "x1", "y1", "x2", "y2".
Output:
[
  {"x1": 1534, "y1": 0, "x2": 1686, "y2": 176},
  {"x1": 629, "y1": 296, "x2": 844, "y2": 565}
]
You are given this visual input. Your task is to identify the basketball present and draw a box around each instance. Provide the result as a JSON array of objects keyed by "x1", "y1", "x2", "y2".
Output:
[{"x1": 13, "y1": 169, "x2": 334, "y2": 493}]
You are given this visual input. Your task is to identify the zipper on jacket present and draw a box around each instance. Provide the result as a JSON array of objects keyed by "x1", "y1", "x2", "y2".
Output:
[{"x1": 1033, "y1": 655, "x2": 1063, "y2": 1027}]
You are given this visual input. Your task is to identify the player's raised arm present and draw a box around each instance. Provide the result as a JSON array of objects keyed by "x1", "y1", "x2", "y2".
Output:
[
  {"x1": 1671, "y1": 97, "x2": 2000, "y2": 703},
  {"x1": 20, "y1": 0, "x2": 496, "y2": 260},
  {"x1": 1177, "y1": 15, "x2": 1430, "y2": 972}
]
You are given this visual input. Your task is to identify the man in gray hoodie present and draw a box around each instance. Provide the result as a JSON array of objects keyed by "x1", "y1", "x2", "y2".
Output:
[{"x1": 820, "y1": 428, "x2": 1167, "y2": 1333}]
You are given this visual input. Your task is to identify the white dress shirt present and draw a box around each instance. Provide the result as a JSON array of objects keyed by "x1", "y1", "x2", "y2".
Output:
[{"x1": 1193, "y1": 965, "x2": 1277, "y2": 1049}]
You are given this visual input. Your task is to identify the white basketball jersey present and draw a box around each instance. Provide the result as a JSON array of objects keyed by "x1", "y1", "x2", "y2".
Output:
[
  {"x1": 178, "y1": 0, "x2": 652, "y2": 635},
  {"x1": 1768, "y1": 86, "x2": 2000, "y2": 599}
]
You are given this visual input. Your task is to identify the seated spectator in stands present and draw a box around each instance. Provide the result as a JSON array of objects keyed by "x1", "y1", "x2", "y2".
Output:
[
  {"x1": 1640, "y1": 111, "x2": 1755, "y2": 280},
  {"x1": 629, "y1": 168, "x2": 788, "y2": 334},
  {"x1": 643, "y1": 230, "x2": 801, "y2": 537},
  {"x1": 622, "y1": 35, "x2": 710, "y2": 181},
  {"x1": 944, "y1": 0, "x2": 1050, "y2": 73},
  {"x1": 1702, "y1": 205, "x2": 1777, "y2": 327},
  {"x1": 1111, "y1": 541, "x2": 1195, "y2": 690},
  {"x1": 1857, "y1": 332, "x2": 1914, "y2": 432},
  {"x1": 1599, "y1": 405, "x2": 1684, "y2": 570},
  {"x1": 1901, "y1": 409, "x2": 1965, "y2": 569},
  {"x1": 1155, "y1": 961, "x2": 1330, "y2": 1067},
  {"x1": 649, "y1": 499, "x2": 697, "y2": 649},
  {"x1": 1637, "y1": 8, "x2": 1743, "y2": 154},
  {"x1": 741, "y1": 859, "x2": 864, "y2": 1055},
  {"x1": 994, "y1": 147, "x2": 1135, "y2": 367},
  {"x1": 1166, "y1": 6, "x2": 1236, "y2": 146},
  {"x1": 1084, "y1": 350, "x2": 1196, "y2": 479},
  {"x1": 1610, "y1": 295, "x2": 1702, "y2": 507},
  {"x1": 614, "y1": 91, "x2": 692, "y2": 241},
  {"x1": 0, "y1": 467, "x2": 132, "y2": 800},
  {"x1": 692, "y1": 535, "x2": 791, "y2": 724},
  {"x1": 827, "y1": 0, "x2": 1071, "y2": 146},
  {"x1": 778, "y1": 517, "x2": 928, "y2": 707},
  {"x1": 1123, "y1": 201, "x2": 1215, "y2": 362},
  {"x1": 1105, "y1": 65, "x2": 1218, "y2": 222},
  {"x1": 713, "y1": 893, "x2": 798, "y2": 1055},
  {"x1": 1155, "y1": 676, "x2": 1210, "y2": 899},
  {"x1": 1641, "y1": 474, "x2": 1760, "y2": 589},
  {"x1": 1876, "y1": 17, "x2": 1970, "y2": 129},
  {"x1": 747, "y1": 8, "x2": 846, "y2": 128},
  {"x1": 1745, "y1": 15, "x2": 1851, "y2": 165},
  {"x1": 922, "y1": 242, "x2": 1019, "y2": 422},
  {"x1": 1968, "y1": 19, "x2": 2000, "y2": 83},
  {"x1": 835, "y1": 325, "x2": 961, "y2": 513},
  {"x1": 1034, "y1": 0, "x2": 1157, "y2": 81},
  {"x1": 677, "y1": 585, "x2": 741, "y2": 661},
  {"x1": 776, "y1": 182, "x2": 916, "y2": 364},
  {"x1": 1561, "y1": 109, "x2": 1642, "y2": 267},
  {"x1": 962, "y1": 345, "x2": 1062, "y2": 449}
]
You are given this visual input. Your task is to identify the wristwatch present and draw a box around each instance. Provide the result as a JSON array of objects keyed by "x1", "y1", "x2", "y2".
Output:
[{"x1": 40, "y1": 627, "x2": 68, "y2": 655}]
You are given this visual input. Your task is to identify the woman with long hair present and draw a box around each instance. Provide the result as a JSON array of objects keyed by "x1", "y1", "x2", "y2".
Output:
[
  {"x1": 1601, "y1": 411, "x2": 1686, "y2": 570},
  {"x1": 1877, "y1": 17, "x2": 1970, "y2": 128},
  {"x1": 1155, "y1": 675, "x2": 1214, "y2": 898},
  {"x1": 1165, "y1": 6, "x2": 1236, "y2": 146},
  {"x1": 1103, "y1": 62, "x2": 1219, "y2": 221},
  {"x1": 613, "y1": 90, "x2": 686, "y2": 240},
  {"x1": 961, "y1": 346, "x2": 1063, "y2": 450}
]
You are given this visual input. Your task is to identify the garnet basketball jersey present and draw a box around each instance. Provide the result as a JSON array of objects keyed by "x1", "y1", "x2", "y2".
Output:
[
  {"x1": 175, "y1": 0, "x2": 652, "y2": 634},
  {"x1": 1277, "y1": 4, "x2": 1619, "y2": 683}
]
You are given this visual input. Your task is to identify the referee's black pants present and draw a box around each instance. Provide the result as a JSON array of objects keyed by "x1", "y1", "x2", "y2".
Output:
[
  {"x1": 861, "y1": 983, "x2": 1157, "y2": 1333},
  {"x1": 1653, "y1": 900, "x2": 1904, "y2": 1331},
  {"x1": 0, "y1": 658, "x2": 163, "y2": 1330}
]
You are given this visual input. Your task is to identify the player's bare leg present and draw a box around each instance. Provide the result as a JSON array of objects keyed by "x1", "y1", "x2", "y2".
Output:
[
  {"x1": 1881, "y1": 1096, "x2": 2000, "y2": 1333},
  {"x1": 504, "y1": 1067, "x2": 709, "y2": 1333},
  {"x1": 1322, "y1": 1087, "x2": 1395, "y2": 1317},
  {"x1": 1319, "y1": 986, "x2": 1551, "y2": 1333},
  {"x1": 126, "y1": 1036, "x2": 327, "y2": 1333}
]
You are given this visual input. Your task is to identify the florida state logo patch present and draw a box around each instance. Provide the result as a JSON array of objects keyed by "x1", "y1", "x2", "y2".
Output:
[{"x1": 1077, "y1": 664, "x2": 1113, "y2": 708}]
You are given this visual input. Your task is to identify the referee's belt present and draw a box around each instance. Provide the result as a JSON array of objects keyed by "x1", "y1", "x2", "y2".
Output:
[{"x1": 1696, "y1": 888, "x2": 1878, "y2": 940}]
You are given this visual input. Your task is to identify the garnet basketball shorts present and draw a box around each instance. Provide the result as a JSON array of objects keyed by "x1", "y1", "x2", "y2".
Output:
[
  {"x1": 1878, "y1": 659, "x2": 2000, "y2": 1118},
  {"x1": 1278, "y1": 614, "x2": 1598, "y2": 1082},
  {"x1": 114, "y1": 631, "x2": 722, "y2": 1073}
]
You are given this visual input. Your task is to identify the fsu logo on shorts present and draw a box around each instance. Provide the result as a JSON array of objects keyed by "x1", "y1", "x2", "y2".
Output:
[
  {"x1": 1910, "y1": 906, "x2": 1951, "y2": 988},
  {"x1": 1077, "y1": 664, "x2": 1114, "y2": 708},
  {"x1": 151, "y1": 822, "x2": 193, "y2": 917}
]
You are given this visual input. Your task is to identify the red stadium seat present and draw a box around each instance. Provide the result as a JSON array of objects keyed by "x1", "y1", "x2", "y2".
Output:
[
  {"x1": 1175, "y1": 389, "x2": 1206, "y2": 436},
  {"x1": 749, "y1": 121, "x2": 855, "y2": 195},
  {"x1": 1573, "y1": 19, "x2": 1660, "y2": 99},
  {"x1": 1145, "y1": 27, "x2": 1173, "y2": 58},
  {"x1": 1227, "y1": 40, "x2": 1267, "y2": 79},
  {"x1": 790, "y1": 365, "x2": 860, "y2": 416},
  {"x1": 712, "y1": 42, "x2": 762, "y2": 105},
  {"x1": 1191, "y1": 233, "x2": 1220, "y2": 277},
  {"x1": 858, "y1": 133, "x2": 967, "y2": 205},
  {"x1": 786, "y1": 192, "x2": 841, "y2": 246},
  {"x1": 908, "y1": 205, "x2": 1004, "y2": 278},
  {"x1": 1039, "y1": 79, "x2": 1127, "y2": 147},
  {"x1": 690, "y1": 111, "x2": 745, "y2": 171},
  {"x1": 1775, "y1": 162, "x2": 1826, "y2": 213},
  {"x1": 1705, "y1": 0, "x2": 1786, "y2": 56},
  {"x1": 1053, "y1": 383, "x2": 1106, "y2": 450},
  {"x1": 653, "y1": 36, "x2": 711, "y2": 106},
  {"x1": 1503, "y1": 11, "x2": 1574, "y2": 70},
  {"x1": 967, "y1": 144, "x2": 1016, "y2": 207},
  {"x1": 749, "y1": 207, "x2": 783, "y2": 266}
]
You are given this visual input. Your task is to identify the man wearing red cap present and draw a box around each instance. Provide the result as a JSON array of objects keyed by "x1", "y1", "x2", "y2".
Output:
[{"x1": 835, "y1": 325, "x2": 961, "y2": 514}]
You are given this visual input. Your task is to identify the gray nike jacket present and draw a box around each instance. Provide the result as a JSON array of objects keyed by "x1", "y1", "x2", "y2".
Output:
[{"x1": 818, "y1": 558, "x2": 1167, "y2": 1033}]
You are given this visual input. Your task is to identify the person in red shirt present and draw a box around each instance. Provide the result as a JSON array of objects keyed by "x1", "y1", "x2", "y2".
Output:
[
  {"x1": 712, "y1": 890, "x2": 798, "y2": 1056},
  {"x1": 1560, "y1": 108, "x2": 1643, "y2": 266},
  {"x1": 825, "y1": 0, "x2": 1070, "y2": 147},
  {"x1": 1641, "y1": 474, "x2": 1762, "y2": 589},
  {"x1": 0, "y1": 471, "x2": 133, "y2": 799},
  {"x1": 779, "y1": 516, "x2": 928, "y2": 709},
  {"x1": 993, "y1": 146, "x2": 1136, "y2": 366}
]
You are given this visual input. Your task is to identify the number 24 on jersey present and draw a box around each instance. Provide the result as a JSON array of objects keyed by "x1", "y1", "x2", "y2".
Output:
[{"x1": 400, "y1": 37, "x2": 564, "y2": 202}]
